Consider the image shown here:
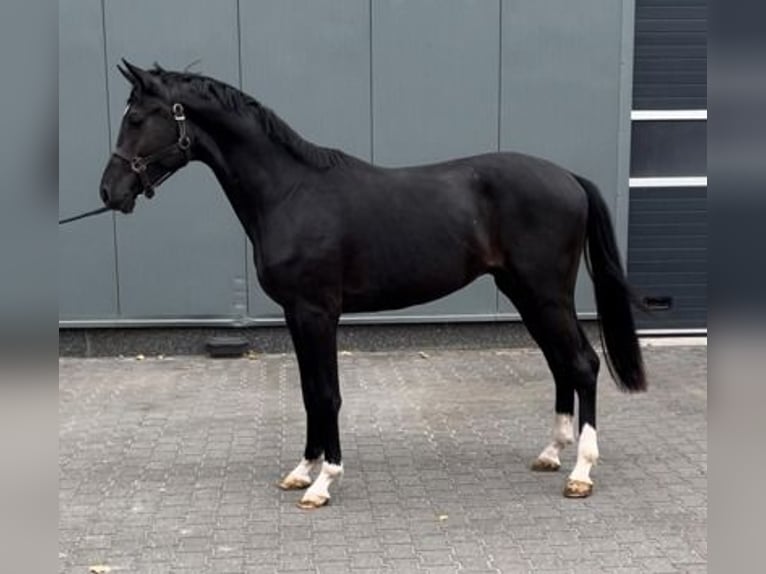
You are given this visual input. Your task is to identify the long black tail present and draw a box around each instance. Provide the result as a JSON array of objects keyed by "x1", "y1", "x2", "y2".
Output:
[{"x1": 574, "y1": 174, "x2": 647, "y2": 392}]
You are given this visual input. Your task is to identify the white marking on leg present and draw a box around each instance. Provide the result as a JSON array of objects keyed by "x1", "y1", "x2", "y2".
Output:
[
  {"x1": 299, "y1": 462, "x2": 343, "y2": 508},
  {"x1": 568, "y1": 424, "x2": 599, "y2": 485},
  {"x1": 289, "y1": 458, "x2": 322, "y2": 483},
  {"x1": 535, "y1": 414, "x2": 574, "y2": 467},
  {"x1": 279, "y1": 457, "x2": 322, "y2": 489}
]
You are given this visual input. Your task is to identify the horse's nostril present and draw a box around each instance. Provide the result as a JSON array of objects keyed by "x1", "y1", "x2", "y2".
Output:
[{"x1": 100, "y1": 186, "x2": 109, "y2": 204}]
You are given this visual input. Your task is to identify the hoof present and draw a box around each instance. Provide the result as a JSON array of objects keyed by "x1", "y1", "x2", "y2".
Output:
[
  {"x1": 563, "y1": 479, "x2": 593, "y2": 498},
  {"x1": 278, "y1": 475, "x2": 312, "y2": 491},
  {"x1": 297, "y1": 493, "x2": 329, "y2": 510},
  {"x1": 531, "y1": 458, "x2": 561, "y2": 472}
]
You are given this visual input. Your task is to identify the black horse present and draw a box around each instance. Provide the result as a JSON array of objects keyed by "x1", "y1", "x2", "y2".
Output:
[{"x1": 100, "y1": 61, "x2": 646, "y2": 508}]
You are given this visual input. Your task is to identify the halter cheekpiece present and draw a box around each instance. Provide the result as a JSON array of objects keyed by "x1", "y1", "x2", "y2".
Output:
[{"x1": 112, "y1": 102, "x2": 191, "y2": 199}]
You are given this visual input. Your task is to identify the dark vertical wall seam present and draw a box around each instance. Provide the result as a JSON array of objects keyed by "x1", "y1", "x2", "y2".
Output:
[
  {"x1": 497, "y1": 0, "x2": 503, "y2": 153},
  {"x1": 100, "y1": 0, "x2": 121, "y2": 317},
  {"x1": 369, "y1": 0, "x2": 375, "y2": 164},
  {"x1": 617, "y1": 0, "x2": 636, "y2": 262},
  {"x1": 236, "y1": 0, "x2": 243, "y2": 90},
  {"x1": 236, "y1": 0, "x2": 250, "y2": 318},
  {"x1": 495, "y1": 0, "x2": 503, "y2": 314}
]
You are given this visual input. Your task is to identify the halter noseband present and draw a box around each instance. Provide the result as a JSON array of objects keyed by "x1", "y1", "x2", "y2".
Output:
[{"x1": 112, "y1": 102, "x2": 191, "y2": 199}]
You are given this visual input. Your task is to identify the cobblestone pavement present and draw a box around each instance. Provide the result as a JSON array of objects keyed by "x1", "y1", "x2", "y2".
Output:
[{"x1": 59, "y1": 343, "x2": 706, "y2": 573}]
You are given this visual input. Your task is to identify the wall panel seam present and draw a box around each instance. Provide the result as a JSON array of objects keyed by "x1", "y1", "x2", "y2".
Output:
[
  {"x1": 369, "y1": 0, "x2": 374, "y2": 164},
  {"x1": 495, "y1": 0, "x2": 503, "y2": 315},
  {"x1": 100, "y1": 0, "x2": 121, "y2": 317},
  {"x1": 235, "y1": 0, "x2": 250, "y2": 319},
  {"x1": 616, "y1": 0, "x2": 636, "y2": 264}
]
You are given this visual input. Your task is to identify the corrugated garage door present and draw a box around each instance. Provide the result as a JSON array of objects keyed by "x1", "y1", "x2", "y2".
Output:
[
  {"x1": 629, "y1": 186, "x2": 707, "y2": 329},
  {"x1": 628, "y1": 0, "x2": 707, "y2": 330},
  {"x1": 633, "y1": 0, "x2": 707, "y2": 110}
]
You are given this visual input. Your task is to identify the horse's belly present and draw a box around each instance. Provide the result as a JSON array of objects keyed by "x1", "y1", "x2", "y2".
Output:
[
  {"x1": 342, "y1": 282, "x2": 478, "y2": 313},
  {"x1": 340, "y1": 187, "x2": 499, "y2": 313},
  {"x1": 341, "y1": 256, "x2": 486, "y2": 313}
]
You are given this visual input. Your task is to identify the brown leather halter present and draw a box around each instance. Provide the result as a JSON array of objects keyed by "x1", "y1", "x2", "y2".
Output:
[{"x1": 112, "y1": 102, "x2": 191, "y2": 199}]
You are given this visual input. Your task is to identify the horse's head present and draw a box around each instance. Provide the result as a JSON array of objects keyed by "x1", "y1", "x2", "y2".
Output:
[{"x1": 99, "y1": 60, "x2": 192, "y2": 213}]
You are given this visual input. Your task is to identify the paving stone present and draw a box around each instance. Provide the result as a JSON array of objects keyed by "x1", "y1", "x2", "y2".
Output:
[{"x1": 60, "y1": 346, "x2": 707, "y2": 573}]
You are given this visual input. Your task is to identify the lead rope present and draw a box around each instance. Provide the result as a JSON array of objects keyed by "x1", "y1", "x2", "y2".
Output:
[{"x1": 59, "y1": 206, "x2": 111, "y2": 225}]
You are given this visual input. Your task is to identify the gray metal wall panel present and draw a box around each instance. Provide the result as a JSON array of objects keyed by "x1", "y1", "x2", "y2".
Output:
[
  {"x1": 104, "y1": 0, "x2": 247, "y2": 319},
  {"x1": 498, "y1": 0, "x2": 628, "y2": 315},
  {"x1": 239, "y1": 0, "x2": 371, "y2": 319},
  {"x1": 370, "y1": 0, "x2": 500, "y2": 317},
  {"x1": 372, "y1": 0, "x2": 500, "y2": 166},
  {"x1": 59, "y1": 0, "x2": 118, "y2": 319},
  {"x1": 59, "y1": 0, "x2": 636, "y2": 326},
  {"x1": 240, "y1": 0, "x2": 371, "y2": 159}
]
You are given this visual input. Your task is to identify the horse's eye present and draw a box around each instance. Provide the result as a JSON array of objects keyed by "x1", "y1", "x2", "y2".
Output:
[{"x1": 127, "y1": 113, "x2": 143, "y2": 127}]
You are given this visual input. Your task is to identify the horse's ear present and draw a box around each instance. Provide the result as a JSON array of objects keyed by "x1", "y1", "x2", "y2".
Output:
[
  {"x1": 118, "y1": 61, "x2": 135, "y2": 85},
  {"x1": 120, "y1": 58, "x2": 162, "y2": 95}
]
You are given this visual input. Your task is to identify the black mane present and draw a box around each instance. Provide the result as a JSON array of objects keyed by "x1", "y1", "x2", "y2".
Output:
[{"x1": 147, "y1": 67, "x2": 348, "y2": 170}]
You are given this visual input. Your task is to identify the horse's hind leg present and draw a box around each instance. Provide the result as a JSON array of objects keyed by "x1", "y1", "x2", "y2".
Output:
[
  {"x1": 530, "y1": 399, "x2": 575, "y2": 472},
  {"x1": 565, "y1": 322, "x2": 601, "y2": 497},
  {"x1": 495, "y1": 273, "x2": 600, "y2": 497}
]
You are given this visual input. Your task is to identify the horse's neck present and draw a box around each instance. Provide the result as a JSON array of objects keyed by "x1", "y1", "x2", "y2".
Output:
[{"x1": 190, "y1": 106, "x2": 306, "y2": 231}]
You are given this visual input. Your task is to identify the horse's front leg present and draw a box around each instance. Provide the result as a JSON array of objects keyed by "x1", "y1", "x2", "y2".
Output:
[
  {"x1": 279, "y1": 312, "x2": 325, "y2": 490},
  {"x1": 278, "y1": 398, "x2": 323, "y2": 490},
  {"x1": 280, "y1": 305, "x2": 344, "y2": 509}
]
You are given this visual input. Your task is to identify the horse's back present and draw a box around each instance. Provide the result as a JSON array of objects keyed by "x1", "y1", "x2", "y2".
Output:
[
  {"x1": 371, "y1": 150, "x2": 589, "y2": 248},
  {"x1": 359, "y1": 150, "x2": 588, "y2": 220}
]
